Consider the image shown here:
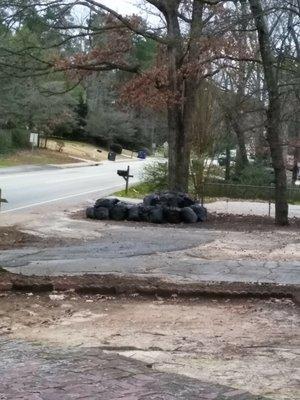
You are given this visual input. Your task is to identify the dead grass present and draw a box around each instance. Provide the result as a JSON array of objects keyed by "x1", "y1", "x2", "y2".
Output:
[
  {"x1": 0, "y1": 149, "x2": 79, "y2": 167},
  {"x1": 46, "y1": 139, "x2": 137, "y2": 162}
]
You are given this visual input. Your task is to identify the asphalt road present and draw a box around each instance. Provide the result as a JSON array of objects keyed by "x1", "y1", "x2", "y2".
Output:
[{"x1": 0, "y1": 159, "x2": 151, "y2": 213}]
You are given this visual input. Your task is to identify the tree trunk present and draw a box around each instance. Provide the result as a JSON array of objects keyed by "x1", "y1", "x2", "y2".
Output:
[
  {"x1": 165, "y1": 3, "x2": 189, "y2": 192},
  {"x1": 167, "y1": 0, "x2": 204, "y2": 193},
  {"x1": 225, "y1": 146, "x2": 231, "y2": 181},
  {"x1": 228, "y1": 113, "x2": 249, "y2": 169},
  {"x1": 248, "y1": 0, "x2": 289, "y2": 225},
  {"x1": 167, "y1": 105, "x2": 189, "y2": 191},
  {"x1": 166, "y1": 38, "x2": 189, "y2": 191},
  {"x1": 233, "y1": 0, "x2": 249, "y2": 170}
]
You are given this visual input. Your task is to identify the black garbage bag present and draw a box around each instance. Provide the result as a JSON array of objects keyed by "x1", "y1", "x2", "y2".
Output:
[
  {"x1": 95, "y1": 198, "x2": 119, "y2": 209},
  {"x1": 110, "y1": 202, "x2": 128, "y2": 221},
  {"x1": 143, "y1": 194, "x2": 160, "y2": 206},
  {"x1": 157, "y1": 192, "x2": 174, "y2": 208},
  {"x1": 149, "y1": 206, "x2": 164, "y2": 224},
  {"x1": 181, "y1": 207, "x2": 198, "y2": 223},
  {"x1": 138, "y1": 205, "x2": 152, "y2": 222},
  {"x1": 164, "y1": 207, "x2": 182, "y2": 224},
  {"x1": 158, "y1": 191, "x2": 195, "y2": 208},
  {"x1": 191, "y1": 204, "x2": 208, "y2": 222},
  {"x1": 128, "y1": 205, "x2": 141, "y2": 221},
  {"x1": 86, "y1": 206, "x2": 95, "y2": 219},
  {"x1": 177, "y1": 193, "x2": 195, "y2": 208},
  {"x1": 94, "y1": 206, "x2": 109, "y2": 220}
]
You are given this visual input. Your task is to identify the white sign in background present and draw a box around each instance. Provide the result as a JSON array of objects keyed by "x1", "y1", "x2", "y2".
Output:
[{"x1": 29, "y1": 133, "x2": 39, "y2": 146}]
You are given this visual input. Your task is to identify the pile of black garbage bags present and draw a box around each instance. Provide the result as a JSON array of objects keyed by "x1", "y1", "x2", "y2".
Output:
[{"x1": 86, "y1": 192, "x2": 207, "y2": 224}]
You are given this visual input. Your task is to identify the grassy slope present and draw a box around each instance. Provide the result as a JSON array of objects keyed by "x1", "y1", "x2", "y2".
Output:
[
  {"x1": 46, "y1": 139, "x2": 137, "y2": 162},
  {"x1": 0, "y1": 139, "x2": 137, "y2": 168},
  {"x1": 0, "y1": 149, "x2": 79, "y2": 168}
]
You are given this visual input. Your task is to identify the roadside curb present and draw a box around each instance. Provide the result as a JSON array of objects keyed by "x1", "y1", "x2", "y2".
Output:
[
  {"x1": 50, "y1": 162, "x2": 101, "y2": 169},
  {"x1": 1, "y1": 272, "x2": 299, "y2": 304}
]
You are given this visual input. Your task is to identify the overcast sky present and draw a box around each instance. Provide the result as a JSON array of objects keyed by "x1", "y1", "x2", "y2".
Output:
[
  {"x1": 97, "y1": 1, "x2": 160, "y2": 24},
  {"x1": 99, "y1": 0, "x2": 149, "y2": 15},
  {"x1": 99, "y1": 1, "x2": 144, "y2": 15},
  {"x1": 76, "y1": 1, "x2": 161, "y2": 27}
]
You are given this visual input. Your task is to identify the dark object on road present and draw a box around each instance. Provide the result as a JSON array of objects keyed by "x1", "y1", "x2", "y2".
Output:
[
  {"x1": 108, "y1": 151, "x2": 116, "y2": 161},
  {"x1": 87, "y1": 192, "x2": 207, "y2": 224},
  {"x1": 181, "y1": 207, "x2": 198, "y2": 223},
  {"x1": 94, "y1": 207, "x2": 109, "y2": 220},
  {"x1": 137, "y1": 150, "x2": 147, "y2": 159}
]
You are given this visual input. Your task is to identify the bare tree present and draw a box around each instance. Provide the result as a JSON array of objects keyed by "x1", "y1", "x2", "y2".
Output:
[{"x1": 248, "y1": 0, "x2": 289, "y2": 225}]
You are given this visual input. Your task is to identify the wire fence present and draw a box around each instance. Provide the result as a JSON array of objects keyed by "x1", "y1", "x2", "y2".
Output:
[{"x1": 199, "y1": 182, "x2": 300, "y2": 216}]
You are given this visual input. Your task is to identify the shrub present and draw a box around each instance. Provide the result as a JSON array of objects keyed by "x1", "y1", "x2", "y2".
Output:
[
  {"x1": 110, "y1": 143, "x2": 123, "y2": 154},
  {"x1": 232, "y1": 163, "x2": 274, "y2": 186},
  {"x1": 11, "y1": 129, "x2": 30, "y2": 149},
  {"x1": 0, "y1": 130, "x2": 13, "y2": 154},
  {"x1": 142, "y1": 162, "x2": 168, "y2": 191},
  {"x1": 0, "y1": 129, "x2": 30, "y2": 154},
  {"x1": 52, "y1": 121, "x2": 77, "y2": 139}
]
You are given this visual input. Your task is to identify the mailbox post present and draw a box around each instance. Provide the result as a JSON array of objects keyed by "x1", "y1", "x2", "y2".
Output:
[{"x1": 117, "y1": 165, "x2": 133, "y2": 194}]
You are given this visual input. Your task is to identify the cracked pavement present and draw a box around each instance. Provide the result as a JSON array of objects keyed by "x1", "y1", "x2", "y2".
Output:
[{"x1": 0, "y1": 221, "x2": 299, "y2": 285}]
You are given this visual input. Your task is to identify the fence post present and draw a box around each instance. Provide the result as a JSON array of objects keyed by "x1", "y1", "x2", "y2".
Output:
[
  {"x1": 226, "y1": 184, "x2": 229, "y2": 213},
  {"x1": 268, "y1": 186, "x2": 272, "y2": 217},
  {"x1": 125, "y1": 166, "x2": 130, "y2": 194},
  {"x1": 201, "y1": 182, "x2": 204, "y2": 206}
]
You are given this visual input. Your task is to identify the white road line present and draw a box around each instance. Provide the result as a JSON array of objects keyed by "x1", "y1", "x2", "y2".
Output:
[
  {"x1": 0, "y1": 170, "x2": 112, "y2": 181},
  {"x1": 2, "y1": 174, "x2": 122, "y2": 186},
  {"x1": 0, "y1": 161, "x2": 143, "y2": 180},
  {"x1": 0, "y1": 185, "x2": 123, "y2": 214},
  {"x1": 0, "y1": 169, "x2": 144, "y2": 187}
]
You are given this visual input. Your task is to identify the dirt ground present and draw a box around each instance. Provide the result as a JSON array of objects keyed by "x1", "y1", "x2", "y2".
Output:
[
  {"x1": 204, "y1": 212, "x2": 300, "y2": 231},
  {"x1": 1, "y1": 209, "x2": 299, "y2": 261},
  {"x1": 0, "y1": 293, "x2": 298, "y2": 400},
  {"x1": 0, "y1": 225, "x2": 77, "y2": 250},
  {"x1": 72, "y1": 208, "x2": 300, "y2": 232}
]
